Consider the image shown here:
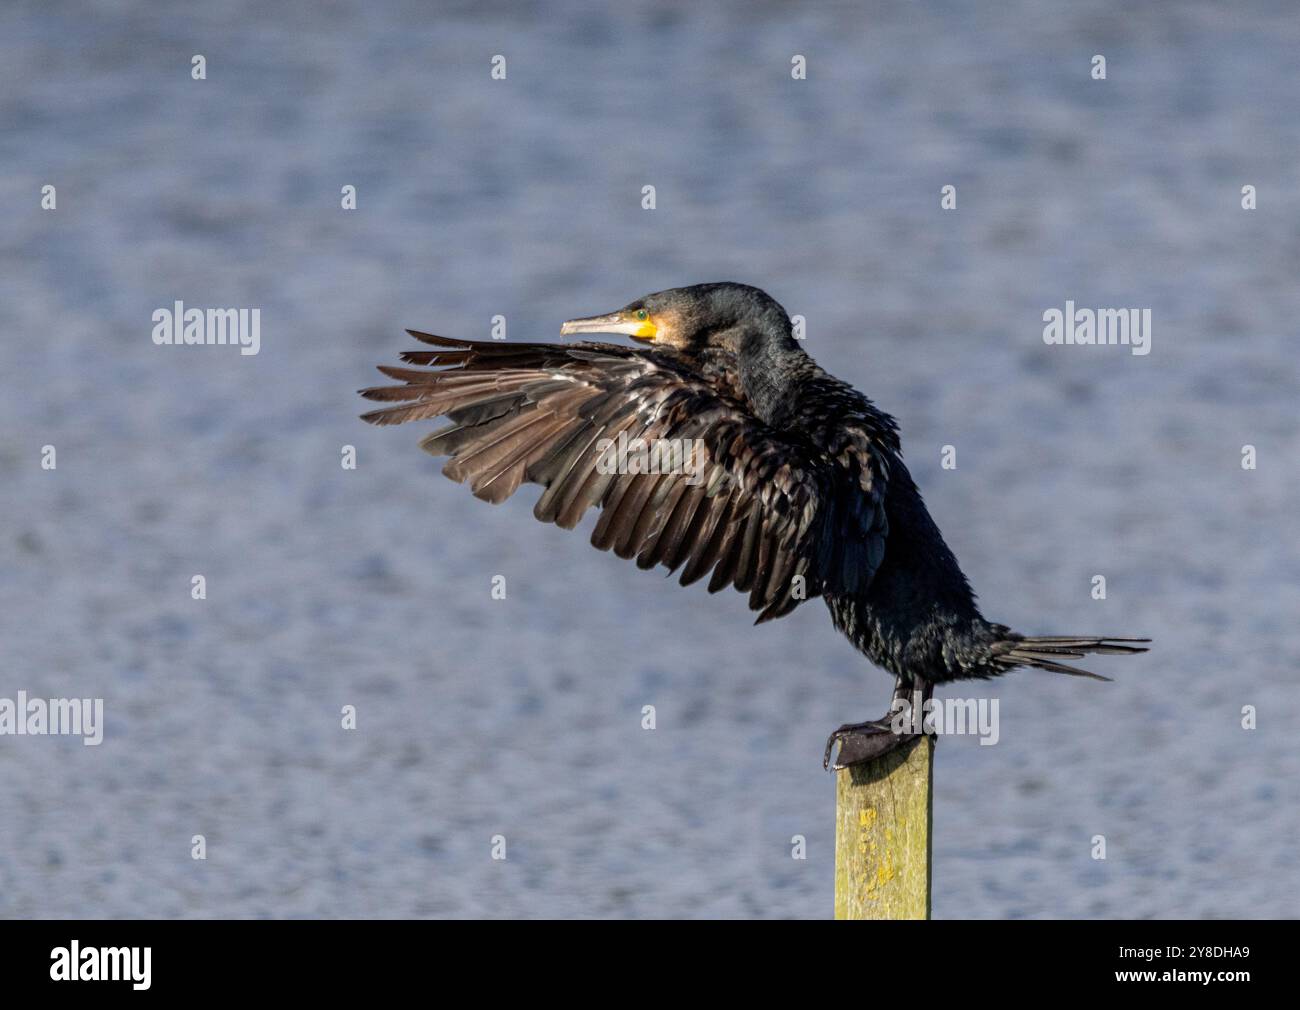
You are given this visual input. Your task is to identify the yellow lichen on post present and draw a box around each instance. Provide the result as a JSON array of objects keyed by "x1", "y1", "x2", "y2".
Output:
[{"x1": 834, "y1": 735, "x2": 934, "y2": 919}]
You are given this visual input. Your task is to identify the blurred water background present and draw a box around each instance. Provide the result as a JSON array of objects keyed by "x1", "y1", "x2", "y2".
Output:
[{"x1": 2, "y1": 0, "x2": 1298, "y2": 918}]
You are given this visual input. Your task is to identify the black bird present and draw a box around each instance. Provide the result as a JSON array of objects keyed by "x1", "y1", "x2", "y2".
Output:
[{"x1": 360, "y1": 282, "x2": 1148, "y2": 768}]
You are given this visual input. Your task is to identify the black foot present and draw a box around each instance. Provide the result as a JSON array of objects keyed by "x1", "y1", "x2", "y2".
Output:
[
  {"x1": 822, "y1": 719, "x2": 918, "y2": 770},
  {"x1": 824, "y1": 676, "x2": 934, "y2": 771}
]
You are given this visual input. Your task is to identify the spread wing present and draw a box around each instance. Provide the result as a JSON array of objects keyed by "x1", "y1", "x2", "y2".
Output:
[{"x1": 360, "y1": 331, "x2": 890, "y2": 623}]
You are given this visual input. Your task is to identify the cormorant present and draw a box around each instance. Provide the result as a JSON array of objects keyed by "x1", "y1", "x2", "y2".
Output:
[{"x1": 360, "y1": 282, "x2": 1148, "y2": 768}]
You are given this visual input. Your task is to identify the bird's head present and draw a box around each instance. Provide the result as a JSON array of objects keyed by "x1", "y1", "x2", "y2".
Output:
[{"x1": 560, "y1": 282, "x2": 795, "y2": 354}]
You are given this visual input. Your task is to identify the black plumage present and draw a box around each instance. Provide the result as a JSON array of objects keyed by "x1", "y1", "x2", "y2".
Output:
[{"x1": 360, "y1": 282, "x2": 1147, "y2": 765}]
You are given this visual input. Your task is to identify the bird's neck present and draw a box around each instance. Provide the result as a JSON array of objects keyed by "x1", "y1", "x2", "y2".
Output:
[{"x1": 735, "y1": 326, "x2": 807, "y2": 425}]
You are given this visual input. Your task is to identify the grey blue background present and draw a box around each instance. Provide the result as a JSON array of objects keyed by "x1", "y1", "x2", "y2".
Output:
[{"x1": 2, "y1": 1, "x2": 1297, "y2": 918}]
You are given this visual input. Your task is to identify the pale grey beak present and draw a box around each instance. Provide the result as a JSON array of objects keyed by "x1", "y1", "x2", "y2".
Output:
[{"x1": 560, "y1": 312, "x2": 641, "y2": 337}]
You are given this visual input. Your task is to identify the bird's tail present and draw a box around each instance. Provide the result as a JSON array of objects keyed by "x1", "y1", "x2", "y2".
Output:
[{"x1": 990, "y1": 634, "x2": 1150, "y2": 681}]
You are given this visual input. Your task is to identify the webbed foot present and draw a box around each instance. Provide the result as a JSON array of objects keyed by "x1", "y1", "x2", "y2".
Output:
[
  {"x1": 823, "y1": 675, "x2": 934, "y2": 771},
  {"x1": 822, "y1": 719, "x2": 917, "y2": 770}
]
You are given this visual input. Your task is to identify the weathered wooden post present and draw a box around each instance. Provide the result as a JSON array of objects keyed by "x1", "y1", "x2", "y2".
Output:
[{"x1": 833, "y1": 734, "x2": 934, "y2": 919}]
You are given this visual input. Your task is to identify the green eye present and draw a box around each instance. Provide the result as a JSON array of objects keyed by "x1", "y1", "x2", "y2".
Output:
[{"x1": 636, "y1": 309, "x2": 648, "y2": 321}]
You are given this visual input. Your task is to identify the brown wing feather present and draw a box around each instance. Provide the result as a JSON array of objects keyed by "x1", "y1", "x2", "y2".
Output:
[{"x1": 360, "y1": 331, "x2": 890, "y2": 621}]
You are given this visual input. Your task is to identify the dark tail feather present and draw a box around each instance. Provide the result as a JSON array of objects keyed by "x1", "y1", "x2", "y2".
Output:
[{"x1": 993, "y1": 635, "x2": 1150, "y2": 681}]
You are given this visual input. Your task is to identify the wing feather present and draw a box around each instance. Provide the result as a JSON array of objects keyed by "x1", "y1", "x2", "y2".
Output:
[{"x1": 361, "y1": 332, "x2": 891, "y2": 619}]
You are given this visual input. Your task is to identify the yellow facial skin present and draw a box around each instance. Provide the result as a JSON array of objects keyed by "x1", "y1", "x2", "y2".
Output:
[{"x1": 630, "y1": 310, "x2": 657, "y2": 341}]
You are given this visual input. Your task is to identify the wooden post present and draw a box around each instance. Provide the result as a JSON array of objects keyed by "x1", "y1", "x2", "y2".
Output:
[{"x1": 834, "y1": 735, "x2": 934, "y2": 919}]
